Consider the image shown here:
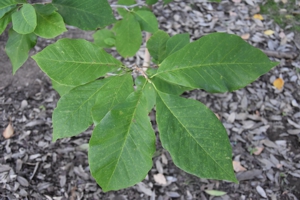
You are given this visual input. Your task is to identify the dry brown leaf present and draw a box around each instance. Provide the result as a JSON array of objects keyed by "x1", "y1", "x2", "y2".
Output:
[
  {"x1": 253, "y1": 14, "x2": 264, "y2": 20},
  {"x1": 241, "y1": 33, "x2": 250, "y2": 40},
  {"x1": 273, "y1": 78, "x2": 284, "y2": 90},
  {"x1": 233, "y1": 161, "x2": 247, "y2": 172},
  {"x1": 264, "y1": 30, "x2": 275, "y2": 36},
  {"x1": 153, "y1": 173, "x2": 167, "y2": 185},
  {"x1": 3, "y1": 122, "x2": 14, "y2": 139},
  {"x1": 253, "y1": 146, "x2": 264, "y2": 155}
]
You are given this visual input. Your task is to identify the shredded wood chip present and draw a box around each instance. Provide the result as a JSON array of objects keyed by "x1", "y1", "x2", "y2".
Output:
[
  {"x1": 3, "y1": 122, "x2": 14, "y2": 139},
  {"x1": 233, "y1": 161, "x2": 247, "y2": 172},
  {"x1": 253, "y1": 14, "x2": 264, "y2": 20}
]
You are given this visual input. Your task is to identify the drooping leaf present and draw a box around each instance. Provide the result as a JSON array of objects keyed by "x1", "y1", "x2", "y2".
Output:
[
  {"x1": 154, "y1": 33, "x2": 278, "y2": 93},
  {"x1": 52, "y1": 75, "x2": 132, "y2": 141},
  {"x1": 146, "y1": 30, "x2": 170, "y2": 64},
  {"x1": 133, "y1": 10, "x2": 158, "y2": 33},
  {"x1": 33, "y1": 3, "x2": 57, "y2": 15},
  {"x1": 34, "y1": 4, "x2": 66, "y2": 38},
  {"x1": 51, "y1": 79, "x2": 75, "y2": 96},
  {"x1": 117, "y1": 0, "x2": 136, "y2": 17},
  {"x1": 135, "y1": 76, "x2": 156, "y2": 112},
  {"x1": 32, "y1": 39, "x2": 122, "y2": 86},
  {"x1": 52, "y1": 0, "x2": 115, "y2": 30},
  {"x1": 93, "y1": 29, "x2": 116, "y2": 48},
  {"x1": 114, "y1": 12, "x2": 142, "y2": 57},
  {"x1": 5, "y1": 29, "x2": 36, "y2": 73},
  {"x1": 89, "y1": 91, "x2": 156, "y2": 191},
  {"x1": 12, "y1": 4, "x2": 36, "y2": 34},
  {"x1": 0, "y1": 5, "x2": 15, "y2": 18},
  {"x1": 156, "y1": 91, "x2": 237, "y2": 183},
  {"x1": 92, "y1": 74, "x2": 134, "y2": 125},
  {"x1": 166, "y1": 33, "x2": 189, "y2": 56},
  {"x1": 146, "y1": 0, "x2": 158, "y2": 5},
  {"x1": 151, "y1": 76, "x2": 192, "y2": 95}
]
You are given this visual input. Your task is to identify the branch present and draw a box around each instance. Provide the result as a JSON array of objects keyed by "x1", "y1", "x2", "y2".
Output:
[{"x1": 143, "y1": 32, "x2": 151, "y2": 69}]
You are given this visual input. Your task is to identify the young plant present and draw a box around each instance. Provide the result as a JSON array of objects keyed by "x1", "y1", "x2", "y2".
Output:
[{"x1": 1, "y1": 0, "x2": 278, "y2": 191}]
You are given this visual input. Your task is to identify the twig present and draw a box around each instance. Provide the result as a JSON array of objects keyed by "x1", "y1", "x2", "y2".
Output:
[
  {"x1": 262, "y1": 50, "x2": 298, "y2": 60},
  {"x1": 143, "y1": 32, "x2": 152, "y2": 69},
  {"x1": 110, "y1": 3, "x2": 145, "y2": 10}
]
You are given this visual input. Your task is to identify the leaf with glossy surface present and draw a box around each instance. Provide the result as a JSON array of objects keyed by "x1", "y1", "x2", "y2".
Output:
[
  {"x1": 146, "y1": 30, "x2": 169, "y2": 64},
  {"x1": 89, "y1": 91, "x2": 156, "y2": 191},
  {"x1": 34, "y1": 9, "x2": 66, "y2": 38},
  {"x1": 5, "y1": 29, "x2": 36, "y2": 73},
  {"x1": 156, "y1": 91, "x2": 237, "y2": 183},
  {"x1": 133, "y1": 10, "x2": 158, "y2": 33},
  {"x1": 166, "y1": 33, "x2": 189, "y2": 56},
  {"x1": 12, "y1": 4, "x2": 36, "y2": 34},
  {"x1": 52, "y1": 75, "x2": 131, "y2": 141},
  {"x1": 32, "y1": 39, "x2": 122, "y2": 86},
  {"x1": 114, "y1": 13, "x2": 142, "y2": 57},
  {"x1": 93, "y1": 29, "x2": 115, "y2": 48},
  {"x1": 155, "y1": 33, "x2": 278, "y2": 93},
  {"x1": 92, "y1": 74, "x2": 134, "y2": 125},
  {"x1": 52, "y1": 0, "x2": 115, "y2": 30}
]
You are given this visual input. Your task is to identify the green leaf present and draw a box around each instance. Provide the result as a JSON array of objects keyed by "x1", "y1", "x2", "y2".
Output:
[
  {"x1": 52, "y1": 0, "x2": 115, "y2": 30},
  {"x1": 166, "y1": 33, "x2": 189, "y2": 56},
  {"x1": 33, "y1": 3, "x2": 57, "y2": 15},
  {"x1": 154, "y1": 33, "x2": 278, "y2": 93},
  {"x1": 5, "y1": 29, "x2": 36, "y2": 73},
  {"x1": 146, "y1": 0, "x2": 158, "y2": 5},
  {"x1": 32, "y1": 39, "x2": 122, "y2": 86},
  {"x1": 12, "y1": 4, "x2": 36, "y2": 34},
  {"x1": 205, "y1": 190, "x2": 227, "y2": 196},
  {"x1": 146, "y1": 30, "x2": 170, "y2": 64},
  {"x1": 92, "y1": 74, "x2": 134, "y2": 125},
  {"x1": 163, "y1": 0, "x2": 174, "y2": 4},
  {"x1": 151, "y1": 76, "x2": 192, "y2": 95},
  {"x1": 51, "y1": 79, "x2": 74, "y2": 96},
  {"x1": 133, "y1": 10, "x2": 158, "y2": 33},
  {"x1": 34, "y1": 5, "x2": 67, "y2": 39},
  {"x1": 0, "y1": 5, "x2": 15, "y2": 18},
  {"x1": 0, "y1": 0, "x2": 23, "y2": 10},
  {"x1": 135, "y1": 76, "x2": 156, "y2": 112},
  {"x1": 117, "y1": 0, "x2": 136, "y2": 17},
  {"x1": 93, "y1": 29, "x2": 115, "y2": 48},
  {"x1": 0, "y1": 8, "x2": 14, "y2": 35},
  {"x1": 52, "y1": 75, "x2": 132, "y2": 141},
  {"x1": 156, "y1": 91, "x2": 237, "y2": 183},
  {"x1": 89, "y1": 91, "x2": 156, "y2": 191},
  {"x1": 114, "y1": 13, "x2": 142, "y2": 57}
]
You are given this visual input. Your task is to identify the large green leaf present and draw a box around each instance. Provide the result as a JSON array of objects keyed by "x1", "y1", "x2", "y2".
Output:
[
  {"x1": 12, "y1": 4, "x2": 36, "y2": 34},
  {"x1": 114, "y1": 12, "x2": 142, "y2": 57},
  {"x1": 52, "y1": 75, "x2": 132, "y2": 141},
  {"x1": 92, "y1": 74, "x2": 134, "y2": 125},
  {"x1": 5, "y1": 29, "x2": 36, "y2": 73},
  {"x1": 146, "y1": 30, "x2": 170, "y2": 64},
  {"x1": 52, "y1": 0, "x2": 115, "y2": 30},
  {"x1": 32, "y1": 39, "x2": 122, "y2": 86},
  {"x1": 146, "y1": 0, "x2": 158, "y2": 5},
  {"x1": 151, "y1": 76, "x2": 192, "y2": 95},
  {"x1": 156, "y1": 91, "x2": 237, "y2": 183},
  {"x1": 154, "y1": 33, "x2": 278, "y2": 93},
  {"x1": 33, "y1": 3, "x2": 57, "y2": 15},
  {"x1": 166, "y1": 33, "x2": 190, "y2": 56},
  {"x1": 93, "y1": 29, "x2": 116, "y2": 48},
  {"x1": 133, "y1": 10, "x2": 158, "y2": 33},
  {"x1": 89, "y1": 91, "x2": 156, "y2": 191},
  {"x1": 34, "y1": 4, "x2": 66, "y2": 39}
]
